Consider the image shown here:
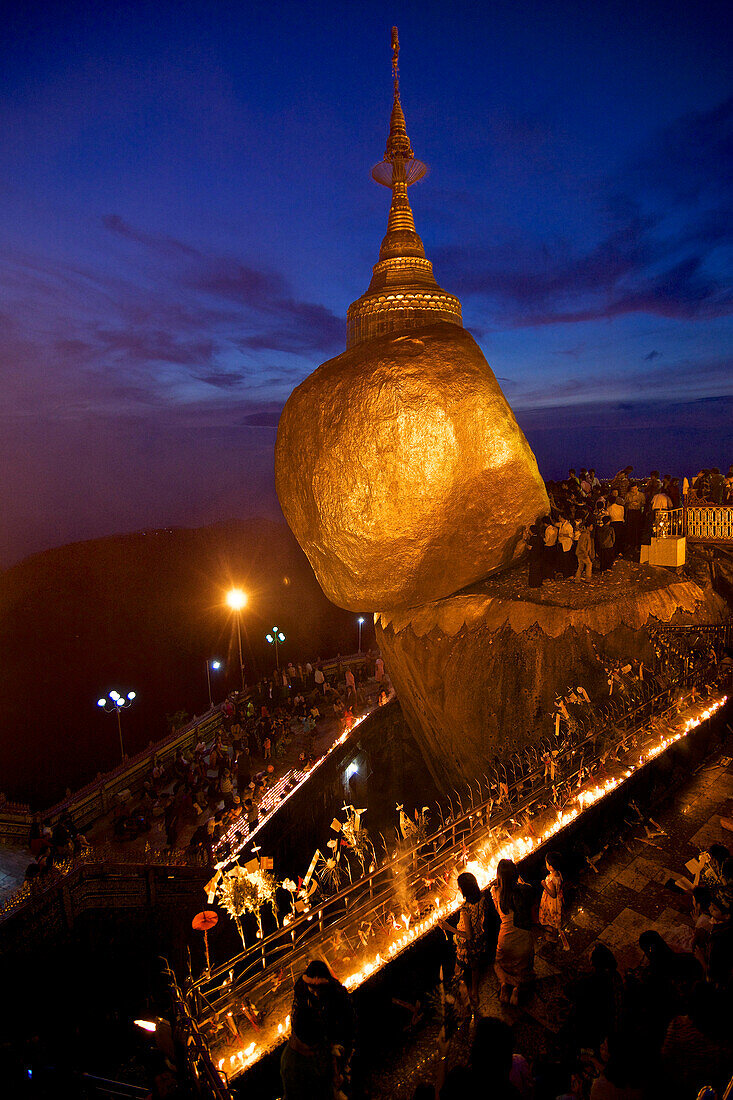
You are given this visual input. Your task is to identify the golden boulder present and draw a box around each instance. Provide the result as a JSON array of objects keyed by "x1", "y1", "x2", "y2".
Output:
[{"x1": 275, "y1": 322, "x2": 549, "y2": 612}]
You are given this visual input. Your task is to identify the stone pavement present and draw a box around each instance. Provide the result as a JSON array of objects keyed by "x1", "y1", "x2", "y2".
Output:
[
  {"x1": 0, "y1": 844, "x2": 29, "y2": 902},
  {"x1": 366, "y1": 743, "x2": 733, "y2": 1098}
]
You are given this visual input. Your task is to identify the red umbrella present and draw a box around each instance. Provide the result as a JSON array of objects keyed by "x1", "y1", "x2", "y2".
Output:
[{"x1": 192, "y1": 910, "x2": 218, "y2": 971}]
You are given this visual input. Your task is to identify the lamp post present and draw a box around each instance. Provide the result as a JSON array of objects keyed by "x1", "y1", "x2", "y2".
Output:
[
  {"x1": 206, "y1": 659, "x2": 222, "y2": 709},
  {"x1": 265, "y1": 627, "x2": 286, "y2": 669},
  {"x1": 357, "y1": 617, "x2": 365, "y2": 654},
  {"x1": 226, "y1": 588, "x2": 247, "y2": 691},
  {"x1": 97, "y1": 690, "x2": 137, "y2": 762}
]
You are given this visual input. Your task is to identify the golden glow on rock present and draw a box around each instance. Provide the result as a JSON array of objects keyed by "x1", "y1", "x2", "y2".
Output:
[{"x1": 275, "y1": 323, "x2": 548, "y2": 612}]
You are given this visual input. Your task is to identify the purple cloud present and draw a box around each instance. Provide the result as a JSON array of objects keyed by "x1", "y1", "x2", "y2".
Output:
[{"x1": 433, "y1": 98, "x2": 733, "y2": 328}]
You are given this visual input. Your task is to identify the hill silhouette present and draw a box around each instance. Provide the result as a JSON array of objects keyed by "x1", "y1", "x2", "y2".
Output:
[{"x1": 0, "y1": 518, "x2": 367, "y2": 807}]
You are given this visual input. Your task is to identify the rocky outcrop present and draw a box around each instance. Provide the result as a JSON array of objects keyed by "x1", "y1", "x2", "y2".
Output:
[
  {"x1": 275, "y1": 323, "x2": 548, "y2": 613},
  {"x1": 376, "y1": 561, "x2": 728, "y2": 793}
]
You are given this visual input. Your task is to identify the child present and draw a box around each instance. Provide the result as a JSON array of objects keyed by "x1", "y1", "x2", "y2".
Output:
[{"x1": 539, "y1": 850, "x2": 570, "y2": 950}]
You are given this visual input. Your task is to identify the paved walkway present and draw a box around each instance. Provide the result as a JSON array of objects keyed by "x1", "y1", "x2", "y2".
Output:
[
  {"x1": 367, "y1": 741, "x2": 733, "y2": 1098},
  {"x1": 0, "y1": 845, "x2": 29, "y2": 903},
  {"x1": 0, "y1": 678, "x2": 385, "y2": 908}
]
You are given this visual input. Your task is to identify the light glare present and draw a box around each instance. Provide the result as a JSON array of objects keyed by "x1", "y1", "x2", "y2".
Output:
[{"x1": 226, "y1": 588, "x2": 247, "y2": 611}]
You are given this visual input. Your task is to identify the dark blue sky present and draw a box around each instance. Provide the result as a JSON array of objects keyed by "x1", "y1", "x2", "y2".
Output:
[{"x1": 1, "y1": 0, "x2": 731, "y2": 565}]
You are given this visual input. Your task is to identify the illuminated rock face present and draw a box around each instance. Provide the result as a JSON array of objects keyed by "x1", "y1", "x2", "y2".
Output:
[
  {"x1": 275, "y1": 323, "x2": 548, "y2": 613},
  {"x1": 375, "y1": 564, "x2": 728, "y2": 793}
]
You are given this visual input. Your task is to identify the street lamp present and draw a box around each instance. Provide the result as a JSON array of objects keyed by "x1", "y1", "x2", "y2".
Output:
[
  {"x1": 206, "y1": 659, "x2": 222, "y2": 709},
  {"x1": 357, "y1": 616, "x2": 365, "y2": 653},
  {"x1": 265, "y1": 626, "x2": 286, "y2": 668},
  {"x1": 97, "y1": 690, "x2": 137, "y2": 762},
  {"x1": 226, "y1": 588, "x2": 248, "y2": 691}
]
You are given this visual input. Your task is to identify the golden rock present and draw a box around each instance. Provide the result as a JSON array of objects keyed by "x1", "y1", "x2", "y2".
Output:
[{"x1": 274, "y1": 322, "x2": 549, "y2": 612}]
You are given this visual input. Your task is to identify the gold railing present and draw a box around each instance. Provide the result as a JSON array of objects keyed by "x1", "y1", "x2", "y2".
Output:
[
  {"x1": 651, "y1": 505, "x2": 733, "y2": 542},
  {"x1": 686, "y1": 503, "x2": 733, "y2": 542}
]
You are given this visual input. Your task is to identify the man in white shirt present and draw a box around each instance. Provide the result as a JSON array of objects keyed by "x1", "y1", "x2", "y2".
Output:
[
  {"x1": 543, "y1": 520, "x2": 559, "y2": 579},
  {"x1": 607, "y1": 493, "x2": 625, "y2": 558},
  {"x1": 557, "y1": 517, "x2": 574, "y2": 576}
]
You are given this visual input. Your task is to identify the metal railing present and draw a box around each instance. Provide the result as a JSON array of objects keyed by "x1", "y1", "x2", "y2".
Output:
[
  {"x1": 163, "y1": 959, "x2": 234, "y2": 1099},
  {"x1": 653, "y1": 508, "x2": 685, "y2": 539},
  {"x1": 0, "y1": 840, "x2": 208, "y2": 925},
  {"x1": 189, "y1": 653, "x2": 728, "y2": 1038},
  {"x1": 686, "y1": 503, "x2": 733, "y2": 542},
  {"x1": 652, "y1": 504, "x2": 733, "y2": 543}
]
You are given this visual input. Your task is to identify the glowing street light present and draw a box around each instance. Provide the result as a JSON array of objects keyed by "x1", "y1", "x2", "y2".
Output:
[
  {"x1": 265, "y1": 626, "x2": 286, "y2": 669},
  {"x1": 97, "y1": 690, "x2": 137, "y2": 762},
  {"x1": 206, "y1": 658, "x2": 222, "y2": 709},
  {"x1": 226, "y1": 589, "x2": 248, "y2": 691},
  {"x1": 357, "y1": 616, "x2": 365, "y2": 653}
]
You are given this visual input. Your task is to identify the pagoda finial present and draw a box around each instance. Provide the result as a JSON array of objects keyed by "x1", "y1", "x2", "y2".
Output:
[
  {"x1": 346, "y1": 28, "x2": 463, "y2": 347},
  {"x1": 372, "y1": 26, "x2": 424, "y2": 183}
]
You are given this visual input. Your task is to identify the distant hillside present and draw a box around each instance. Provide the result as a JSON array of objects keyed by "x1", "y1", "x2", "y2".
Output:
[{"x1": 0, "y1": 519, "x2": 367, "y2": 806}]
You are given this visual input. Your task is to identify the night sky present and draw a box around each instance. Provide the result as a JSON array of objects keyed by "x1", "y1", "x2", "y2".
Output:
[{"x1": 2, "y1": 0, "x2": 731, "y2": 566}]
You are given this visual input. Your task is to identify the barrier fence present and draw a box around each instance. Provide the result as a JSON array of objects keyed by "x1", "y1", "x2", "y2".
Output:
[
  {"x1": 186, "y1": 636, "x2": 730, "y2": 1078},
  {"x1": 654, "y1": 504, "x2": 733, "y2": 542}
]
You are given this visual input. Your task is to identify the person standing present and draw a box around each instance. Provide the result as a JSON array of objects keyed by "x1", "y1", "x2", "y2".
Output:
[
  {"x1": 624, "y1": 482, "x2": 645, "y2": 553},
  {"x1": 575, "y1": 521, "x2": 595, "y2": 581},
  {"x1": 557, "y1": 515, "x2": 575, "y2": 577},
  {"x1": 440, "y1": 872, "x2": 487, "y2": 1016},
  {"x1": 491, "y1": 859, "x2": 535, "y2": 1006},
  {"x1": 543, "y1": 517, "x2": 559, "y2": 580},
  {"x1": 607, "y1": 493, "x2": 626, "y2": 558},
  {"x1": 538, "y1": 851, "x2": 570, "y2": 950},
  {"x1": 596, "y1": 517, "x2": 616, "y2": 573},
  {"x1": 651, "y1": 487, "x2": 672, "y2": 513},
  {"x1": 345, "y1": 667, "x2": 357, "y2": 706},
  {"x1": 280, "y1": 960, "x2": 354, "y2": 1100}
]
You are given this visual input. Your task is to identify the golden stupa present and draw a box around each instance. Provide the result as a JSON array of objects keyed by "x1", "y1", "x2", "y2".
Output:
[
  {"x1": 275, "y1": 29, "x2": 548, "y2": 613},
  {"x1": 346, "y1": 28, "x2": 463, "y2": 347}
]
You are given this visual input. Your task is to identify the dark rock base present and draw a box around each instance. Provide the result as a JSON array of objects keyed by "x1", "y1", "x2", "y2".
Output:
[{"x1": 376, "y1": 560, "x2": 727, "y2": 793}]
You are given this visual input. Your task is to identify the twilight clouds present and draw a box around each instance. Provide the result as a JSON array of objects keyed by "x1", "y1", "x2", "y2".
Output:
[{"x1": 1, "y1": 1, "x2": 731, "y2": 564}]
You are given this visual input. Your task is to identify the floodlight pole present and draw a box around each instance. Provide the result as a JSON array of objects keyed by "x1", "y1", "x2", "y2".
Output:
[{"x1": 115, "y1": 706, "x2": 125, "y2": 761}]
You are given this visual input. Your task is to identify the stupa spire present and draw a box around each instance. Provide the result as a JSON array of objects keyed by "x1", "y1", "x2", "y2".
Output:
[
  {"x1": 346, "y1": 28, "x2": 462, "y2": 348},
  {"x1": 383, "y1": 26, "x2": 414, "y2": 163}
]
